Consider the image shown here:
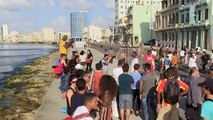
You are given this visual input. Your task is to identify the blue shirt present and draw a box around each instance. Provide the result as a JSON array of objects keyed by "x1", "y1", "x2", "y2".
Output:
[
  {"x1": 130, "y1": 72, "x2": 142, "y2": 89},
  {"x1": 165, "y1": 58, "x2": 170, "y2": 65},
  {"x1": 118, "y1": 74, "x2": 134, "y2": 95},
  {"x1": 201, "y1": 100, "x2": 213, "y2": 120}
]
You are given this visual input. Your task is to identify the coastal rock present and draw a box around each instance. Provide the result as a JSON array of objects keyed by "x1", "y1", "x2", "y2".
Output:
[{"x1": 0, "y1": 51, "x2": 59, "y2": 120}]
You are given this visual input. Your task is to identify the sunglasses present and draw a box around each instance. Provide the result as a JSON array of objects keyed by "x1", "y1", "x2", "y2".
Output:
[{"x1": 72, "y1": 81, "x2": 77, "y2": 83}]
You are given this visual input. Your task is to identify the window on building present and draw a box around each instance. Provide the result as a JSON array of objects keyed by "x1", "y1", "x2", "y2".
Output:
[
  {"x1": 204, "y1": 30, "x2": 208, "y2": 49},
  {"x1": 121, "y1": 6, "x2": 123, "y2": 8},
  {"x1": 176, "y1": 13, "x2": 179, "y2": 23},
  {"x1": 198, "y1": 10, "x2": 201, "y2": 21},
  {"x1": 205, "y1": 9, "x2": 208, "y2": 20},
  {"x1": 165, "y1": 1, "x2": 168, "y2": 8},
  {"x1": 181, "y1": 14, "x2": 184, "y2": 23},
  {"x1": 186, "y1": 13, "x2": 189, "y2": 23},
  {"x1": 181, "y1": 0, "x2": 185, "y2": 5}
]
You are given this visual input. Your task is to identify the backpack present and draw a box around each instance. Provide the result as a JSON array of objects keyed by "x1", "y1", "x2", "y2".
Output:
[
  {"x1": 52, "y1": 59, "x2": 60, "y2": 68},
  {"x1": 163, "y1": 78, "x2": 180, "y2": 105},
  {"x1": 64, "y1": 113, "x2": 90, "y2": 120},
  {"x1": 98, "y1": 59, "x2": 103, "y2": 68}
]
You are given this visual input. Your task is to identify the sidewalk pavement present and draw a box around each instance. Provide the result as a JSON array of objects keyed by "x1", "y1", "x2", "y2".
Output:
[{"x1": 34, "y1": 47, "x2": 141, "y2": 120}]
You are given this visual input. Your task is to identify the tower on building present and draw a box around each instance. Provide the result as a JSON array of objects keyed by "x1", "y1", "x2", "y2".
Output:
[{"x1": 1, "y1": 24, "x2": 9, "y2": 41}]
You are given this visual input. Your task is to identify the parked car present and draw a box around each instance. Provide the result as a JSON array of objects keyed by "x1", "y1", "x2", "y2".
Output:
[{"x1": 144, "y1": 39, "x2": 156, "y2": 46}]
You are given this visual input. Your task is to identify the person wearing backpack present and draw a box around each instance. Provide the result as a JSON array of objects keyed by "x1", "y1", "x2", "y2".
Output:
[
  {"x1": 198, "y1": 78, "x2": 213, "y2": 120},
  {"x1": 156, "y1": 67, "x2": 189, "y2": 120},
  {"x1": 185, "y1": 67, "x2": 202, "y2": 120}
]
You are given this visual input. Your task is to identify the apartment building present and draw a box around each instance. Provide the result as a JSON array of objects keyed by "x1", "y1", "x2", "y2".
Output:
[
  {"x1": 155, "y1": 0, "x2": 212, "y2": 50},
  {"x1": 155, "y1": 0, "x2": 179, "y2": 48},
  {"x1": 70, "y1": 11, "x2": 88, "y2": 42},
  {"x1": 81, "y1": 26, "x2": 110, "y2": 43},
  {"x1": 125, "y1": 3, "x2": 161, "y2": 46},
  {"x1": 115, "y1": 0, "x2": 161, "y2": 45}
]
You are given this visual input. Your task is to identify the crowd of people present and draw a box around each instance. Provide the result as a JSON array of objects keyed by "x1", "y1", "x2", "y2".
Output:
[{"x1": 52, "y1": 35, "x2": 213, "y2": 120}]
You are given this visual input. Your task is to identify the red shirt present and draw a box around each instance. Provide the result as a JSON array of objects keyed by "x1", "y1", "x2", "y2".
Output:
[
  {"x1": 93, "y1": 71, "x2": 104, "y2": 96},
  {"x1": 144, "y1": 54, "x2": 155, "y2": 64},
  {"x1": 156, "y1": 79, "x2": 189, "y2": 107}
]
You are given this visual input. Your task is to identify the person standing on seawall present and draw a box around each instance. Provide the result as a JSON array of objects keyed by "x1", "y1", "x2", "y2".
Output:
[{"x1": 59, "y1": 35, "x2": 73, "y2": 56}]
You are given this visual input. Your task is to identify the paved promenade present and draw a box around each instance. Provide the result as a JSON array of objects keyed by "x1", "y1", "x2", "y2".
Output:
[{"x1": 34, "y1": 47, "x2": 141, "y2": 120}]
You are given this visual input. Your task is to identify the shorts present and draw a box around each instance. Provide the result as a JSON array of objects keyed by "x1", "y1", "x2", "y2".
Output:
[{"x1": 119, "y1": 94, "x2": 133, "y2": 109}]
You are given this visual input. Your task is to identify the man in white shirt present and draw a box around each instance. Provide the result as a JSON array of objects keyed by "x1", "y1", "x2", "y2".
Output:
[
  {"x1": 152, "y1": 49, "x2": 157, "y2": 57},
  {"x1": 72, "y1": 93, "x2": 98, "y2": 120},
  {"x1": 180, "y1": 50, "x2": 185, "y2": 63},
  {"x1": 130, "y1": 52, "x2": 139, "y2": 73},
  {"x1": 113, "y1": 59, "x2": 124, "y2": 85},
  {"x1": 167, "y1": 51, "x2": 173, "y2": 61},
  {"x1": 188, "y1": 54, "x2": 197, "y2": 68}
]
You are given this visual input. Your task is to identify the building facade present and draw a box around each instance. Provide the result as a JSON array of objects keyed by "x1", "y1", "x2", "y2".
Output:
[
  {"x1": 155, "y1": 0, "x2": 213, "y2": 50},
  {"x1": 115, "y1": 0, "x2": 162, "y2": 45},
  {"x1": 82, "y1": 26, "x2": 111, "y2": 43},
  {"x1": 125, "y1": 3, "x2": 161, "y2": 46},
  {"x1": 70, "y1": 11, "x2": 88, "y2": 42},
  {"x1": 41, "y1": 28, "x2": 55, "y2": 42},
  {"x1": 1, "y1": 24, "x2": 9, "y2": 42}
]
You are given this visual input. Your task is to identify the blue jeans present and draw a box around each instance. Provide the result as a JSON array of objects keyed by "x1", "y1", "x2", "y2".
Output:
[
  {"x1": 59, "y1": 74, "x2": 69, "y2": 93},
  {"x1": 141, "y1": 96, "x2": 149, "y2": 120},
  {"x1": 141, "y1": 96, "x2": 157, "y2": 120}
]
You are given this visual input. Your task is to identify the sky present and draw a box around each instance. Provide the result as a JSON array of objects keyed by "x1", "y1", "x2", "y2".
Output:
[{"x1": 0, "y1": 0, "x2": 115, "y2": 33}]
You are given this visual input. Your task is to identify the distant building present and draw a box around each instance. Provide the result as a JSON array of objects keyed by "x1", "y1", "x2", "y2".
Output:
[
  {"x1": 114, "y1": 0, "x2": 162, "y2": 45},
  {"x1": 70, "y1": 11, "x2": 88, "y2": 42},
  {"x1": 8, "y1": 31, "x2": 21, "y2": 42},
  {"x1": 29, "y1": 32, "x2": 42, "y2": 42},
  {"x1": 102, "y1": 28, "x2": 111, "y2": 44},
  {"x1": 1, "y1": 24, "x2": 9, "y2": 41},
  {"x1": 109, "y1": 26, "x2": 115, "y2": 44},
  {"x1": 82, "y1": 26, "x2": 111, "y2": 43},
  {"x1": 82, "y1": 27, "x2": 89, "y2": 43},
  {"x1": 41, "y1": 28, "x2": 55, "y2": 42},
  {"x1": 155, "y1": 0, "x2": 213, "y2": 50}
]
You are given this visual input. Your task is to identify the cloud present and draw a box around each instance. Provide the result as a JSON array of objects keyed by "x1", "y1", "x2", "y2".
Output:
[
  {"x1": 31, "y1": 0, "x2": 55, "y2": 7},
  {"x1": 60, "y1": 0, "x2": 97, "y2": 11},
  {"x1": 103, "y1": 0, "x2": 114, "y2": 10},
  {"x1": 90, "y1": 14, "x2": 114, "y2": 28},
  {"x1": 50, "y1": 16, "x2": 69, "y2": 32},
  {"x1": 0, "y1": 0, "x2": 30, "y2": 11},
  {"x1": 0, "y1": 0, "x2": 55, "y2": 11}
]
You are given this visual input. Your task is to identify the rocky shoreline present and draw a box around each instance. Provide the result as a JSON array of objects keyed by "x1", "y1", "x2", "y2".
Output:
[{"x1": 0, "y1": 51, "x2": 59, "y2": 120}]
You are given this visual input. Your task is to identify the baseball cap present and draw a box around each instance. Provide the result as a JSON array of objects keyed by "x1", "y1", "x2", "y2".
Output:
[
  {"x1": 198, "y1": 78, "x2": 213, "y2": 90},
  {"x1": 203, "y1": 49, "x2": 207, "y2": 52}
]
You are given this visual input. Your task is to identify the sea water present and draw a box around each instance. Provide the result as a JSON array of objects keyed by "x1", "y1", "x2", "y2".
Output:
[{"x1": 0, "y1": 43, "x2": 57, "y2": 82}]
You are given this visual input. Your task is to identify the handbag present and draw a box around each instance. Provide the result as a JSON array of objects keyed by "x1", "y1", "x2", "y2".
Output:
[{"x1": 112, "y1": 98, "x2": 119, "y2": 118}]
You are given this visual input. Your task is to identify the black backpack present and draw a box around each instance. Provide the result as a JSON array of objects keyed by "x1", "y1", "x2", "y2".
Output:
[
  {"x1": 163, "y1": 78, "x2": 180, "y2": 105},
  {"x1": 98, "y1": 59, "x2": 103, "y2": 68}
]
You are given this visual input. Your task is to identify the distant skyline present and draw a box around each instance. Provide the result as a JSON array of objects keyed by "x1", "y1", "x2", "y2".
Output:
[{"x1": 0, "y1": 0, "x2": 114, "y2": 33}]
